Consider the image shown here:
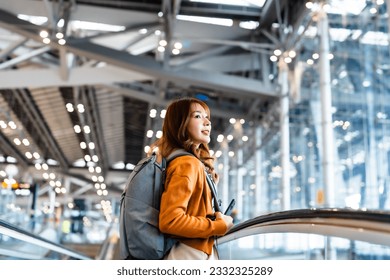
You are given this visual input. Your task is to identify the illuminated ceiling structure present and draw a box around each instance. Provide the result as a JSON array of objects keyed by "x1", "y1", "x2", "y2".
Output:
[{"x1": 0, "y1": 0, "x2": 309, "y2": 204}]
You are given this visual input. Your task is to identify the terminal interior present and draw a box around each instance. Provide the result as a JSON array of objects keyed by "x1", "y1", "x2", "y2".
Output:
[{"x1": 1, "y1": 0, "x2": 390, "y2": 260}]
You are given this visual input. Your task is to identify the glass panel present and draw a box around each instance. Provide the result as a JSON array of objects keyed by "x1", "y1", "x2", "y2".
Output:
[{"x1": 218, "y1": 232, "x2": 390, "y2": 260}]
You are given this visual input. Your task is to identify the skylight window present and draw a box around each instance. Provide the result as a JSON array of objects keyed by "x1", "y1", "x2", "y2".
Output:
[
  {"x1": 326, "y1": 0, "x2": 366, "y2": 15},
  {"x1": 361, "y1": 31, "x2": 389, "y2": 46},
  {"x1": 239, "y1": 21, "x2": 259, "y2": 30},
  {"x1": 17, "y1": 14, "x2": 48, "y2": 25},
  {"x1": 69, "y1": 20, "x2": 126, "y2": 32},
  {"x1": 329, "y1": 28, "x2": 352, "y2": 42},
  {"x1": 190, "y1": 0, "x2": 266, "y2": 8},
  {"x1": 176, "y1": 15, "x2": 233, "y2": 26}
]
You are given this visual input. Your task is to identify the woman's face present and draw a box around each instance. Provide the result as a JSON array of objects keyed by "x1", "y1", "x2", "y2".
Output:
[{"x1": 187, "y1": 103, "x2": 211, "y2": 147}]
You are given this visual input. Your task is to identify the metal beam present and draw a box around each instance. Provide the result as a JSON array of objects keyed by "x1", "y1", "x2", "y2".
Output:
[
  {"x1": 71, "y1": 183, "x2": 93, "y2": 197},
  {"x1": 66, "y1": 39, "x2": 277, "y2": 97},
  {"x1": 0, "y1": 46, "x2": 51, "y2": 70},
  {"x1": 0, "y1": 130, "x2": 29, "y2": 167},
  {"x1": 12, "y1": 90, "x2": 70, "y2": 170},
  {"x1": 0, "y1": 38, "x2": 28, "y2": 60},
  {"x1": 101, "y1": 84, "x2": 250, "y2": 120},
  {"x1": 0, "y1": 65, "x2": 151, "y2": 89},
  {"x1": 0, "y1": 8, "x2": 277, "y2": 98}
]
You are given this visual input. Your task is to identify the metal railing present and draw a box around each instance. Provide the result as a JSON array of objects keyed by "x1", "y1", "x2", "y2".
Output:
[{"x1": 0, "y1": 219, "x2": 92, "y2": 260}]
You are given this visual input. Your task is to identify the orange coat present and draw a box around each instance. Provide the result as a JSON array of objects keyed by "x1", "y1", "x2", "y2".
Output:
[{"x1": 159, "y1": 155, "x2": 227, "y2": 255}]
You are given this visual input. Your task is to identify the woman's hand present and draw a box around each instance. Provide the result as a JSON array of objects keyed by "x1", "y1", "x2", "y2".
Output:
[{"x1": 215, "y1": 212, "x2": 234, "y2": 231}]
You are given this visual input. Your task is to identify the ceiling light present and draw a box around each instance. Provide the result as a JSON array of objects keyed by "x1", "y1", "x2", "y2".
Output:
[
  {"x1": 274, "y1": 49, "x2": 282, "y2": 56},
  {"x1": 307, "y1": 59, "x2": 314, "y2": 65},
  {"x1": 74, "y1": 125, "x2": 81, "y2": 133},
  {"x1": 0, "y1": 121, "x2": 7, "y2": 129},
  {"x1": 139, "y1": 28, "x2": 148, "y2": 34},
  {"x1": 13, "y1": 138, "x2": 21, "y2": 145},
  {"x1": 80, "y1": 142, "x2": 87, "y2": 149},
  {"x1": 288, "y1": 50, "x2": 296, "y2": 58},
  {"x1": 58, "y1": 39, "x2": 66, "y2": 45},
  {"x1": 66, "y1": 103, "x2": 74, "y2": 112},
  {"x1": 306, "y1": 2, "x2": 314, "y2": 9},
  {"x1": 40, "y1": 30, "x2": 49, "y2": 38},
  {"x1": 174, "y1": 42, "x2": 183, "y2": 49},
  {"x1": 146, "y1": 130, "x2": 153, "y2": 138},
  {"x1": 284, "y1": 57, "x2": 292, "y2": 63},
  {"x1": 22, "y1": 139, "x2": 30, "y2": 146},
  {"x1": 149, "y1": 109, "x2": 157, "y2": 118},
  {"x1": 77, "y1": 104, "x2": 85, "y2": 113}
]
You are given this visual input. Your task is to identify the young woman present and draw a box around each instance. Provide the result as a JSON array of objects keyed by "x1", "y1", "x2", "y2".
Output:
[{"x1": 153, "y1": 97, "x2": 233, "y2": 260}]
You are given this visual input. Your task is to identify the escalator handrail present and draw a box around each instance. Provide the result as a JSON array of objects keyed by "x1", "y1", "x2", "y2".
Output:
[
  {"x1": 218, "y1": 208, "x2": 390, "y2": 245},
  {"x1": 226, "y1": 208, "x2": 390, "y2": 234},
  {"x1": 0, "y1": 219, "x2": 92, "y2": 260}
]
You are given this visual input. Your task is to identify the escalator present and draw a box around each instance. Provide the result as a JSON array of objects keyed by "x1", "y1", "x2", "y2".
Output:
[
  {"x1": 0, "y1": 219, "x2": 120, "y2": 260},
  {"x1": 217, "y1": 208, "x2": 390, "y2": 260},
  {"x1": 2, "y1": 208, "x2": 390, "y2": 260}
]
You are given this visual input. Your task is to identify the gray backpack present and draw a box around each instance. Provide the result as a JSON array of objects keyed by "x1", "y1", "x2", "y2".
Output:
[{"x1": 119, "y1": 150, "x2": 220, "y2": 260}]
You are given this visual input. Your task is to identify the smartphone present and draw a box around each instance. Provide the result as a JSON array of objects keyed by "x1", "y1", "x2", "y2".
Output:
[{"x1": 224, "y1": 199, "x2": 236, "y2": 216}]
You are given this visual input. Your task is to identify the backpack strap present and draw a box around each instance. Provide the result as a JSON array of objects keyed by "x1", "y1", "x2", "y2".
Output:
[
  {"x1": 205, "y1": 172, "x2": 222, "y2": 213},
  {"x1": 166, "y1": 149, "x2": 192, "y2": 162}
]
